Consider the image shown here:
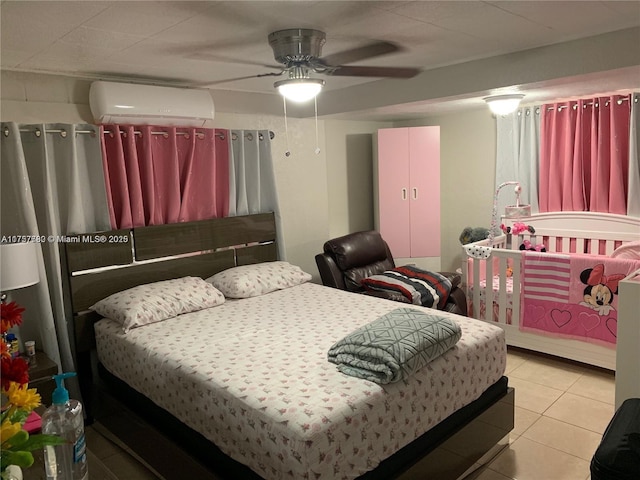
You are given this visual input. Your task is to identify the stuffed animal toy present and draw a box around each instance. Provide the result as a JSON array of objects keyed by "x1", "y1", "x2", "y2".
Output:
[
  {"x1": 500, "y1": 222, "x2": 535, "y2": 235},
  {"x1": 459, "y1": 227, "x2": 490, "y2": 245},
  {"x1": 519, "y1": 240, "x2": 546, "y2": 252}
]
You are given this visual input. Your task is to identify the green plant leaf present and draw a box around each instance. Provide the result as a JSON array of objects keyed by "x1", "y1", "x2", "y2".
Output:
[
  {"x1": 9, "y1": 409, "x2": 30, "y2": 425},
  {"x1": 15, "y1": 434, "x2": 67, "y2": 452},
  {"x1": 4, "y1": 429, "x2": 28, "y2": 448},
  {"x1": 0, "y1": 449, "x2": 34, "y2": 469}
]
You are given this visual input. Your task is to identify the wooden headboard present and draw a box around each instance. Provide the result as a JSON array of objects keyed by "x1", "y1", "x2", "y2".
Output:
[{"x1": 64, "y1": 213, "x2": 277, "y2": 353}]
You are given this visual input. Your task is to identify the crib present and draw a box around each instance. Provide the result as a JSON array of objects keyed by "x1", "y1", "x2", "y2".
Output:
[{"x1": 462, "y1": 212, "x2": 640, "y2": 370}]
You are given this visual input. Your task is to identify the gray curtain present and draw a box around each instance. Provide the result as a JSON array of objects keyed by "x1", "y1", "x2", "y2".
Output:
[
  {"x1": 228, "y1": 130, "x2": 284, "y2": 259},
  {"x1": 0, "y1": 122, "x2": 110, "y2": 400},
  {"x1": 495, "y1": 107, "x2": 541, "y2": 219}
]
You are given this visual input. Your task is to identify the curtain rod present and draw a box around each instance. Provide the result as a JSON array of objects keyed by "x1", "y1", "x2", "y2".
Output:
[
  {"x1": 545, "y1": 95, "x2": 637, "y2": 112},
  {"x1": 102, "y1": 129, "x2": 275, "y2": 141},
  {"x1": 4, "y1": 127, "x2": 275, "y2": 141}
]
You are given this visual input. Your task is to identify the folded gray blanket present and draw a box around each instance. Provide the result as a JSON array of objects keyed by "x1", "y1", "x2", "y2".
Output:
[{"x1": 328, "y1": 307, "x2": 462, "y2": 384}]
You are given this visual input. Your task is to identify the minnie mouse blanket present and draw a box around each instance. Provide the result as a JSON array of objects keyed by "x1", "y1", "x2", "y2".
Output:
[{"x1": 520, "y1": 251, "x2": 640, "y2": 346}]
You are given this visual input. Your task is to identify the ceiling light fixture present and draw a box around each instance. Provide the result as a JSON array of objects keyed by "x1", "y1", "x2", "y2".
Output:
[
  {"x1": 274, "y1": 65, "x2": 324, "y2": 103},
  {"x1": 484, "y1": 94, "x2": 525, "y2": 115},
  {"x1": 275, "y1": 77, "x2": 325, "y2": 103}
]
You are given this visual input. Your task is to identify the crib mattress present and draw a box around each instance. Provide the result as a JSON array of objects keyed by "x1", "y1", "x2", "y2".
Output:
[{"x1": 95, "y1": 282, "x2": 506, "y2": 480}]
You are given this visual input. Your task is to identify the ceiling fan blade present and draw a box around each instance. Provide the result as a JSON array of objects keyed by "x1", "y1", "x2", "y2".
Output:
[
  {"x1": 188, "y1": 51, "x2": 281, "y2": 70},
  {"x1": 327, "y1": 65, "x2": 420, "y2": 78},
  {"x1": 195, "y1": 71, "x2": 284, "y2": 87},
  {"x1": 319, "y1": 41, "x2": 401, "y2": 67}
]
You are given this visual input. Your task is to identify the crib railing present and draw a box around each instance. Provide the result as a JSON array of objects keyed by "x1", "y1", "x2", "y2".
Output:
[
  {"x1": 463, "y1": 234, "x2": 523, "y2": 325},
  {"x1": 500, "y1": 217, "x2": 626, "y2": 255}
]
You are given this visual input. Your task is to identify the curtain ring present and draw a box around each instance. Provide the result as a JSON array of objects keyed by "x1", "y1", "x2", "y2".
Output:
[
  {"x1": 184, "y1": 133, "x2": 190, "y2": 139},
  {"x1": 246, "y1": 133, "x2": 253, "y2": 141},
  {"x1": 3, "y1": 127, "x2": 9, "y2": 137},
  {"x1": 59, "y1": 130, "x2": 67, "y2": 138},
  {"x1": 232, "y1": 133, "x2": 238, "y2": 141},
  {"x1": 34, "y1": 129, "x2": 41, "y2": 137}
]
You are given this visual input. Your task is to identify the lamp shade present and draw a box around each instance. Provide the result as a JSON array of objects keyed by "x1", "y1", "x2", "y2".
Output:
[
  {"x1": 484, "y1": 94, "x2": 525, "y2": 115},
  {"x1": 0, "y1": 242, "x2": 40, "y2": 291},
  {"x1": 275, "y1": 78, "x2": 324, "y2": 103}
]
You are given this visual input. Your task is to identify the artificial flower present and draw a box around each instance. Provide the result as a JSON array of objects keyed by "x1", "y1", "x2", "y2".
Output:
[
  {"x1": 5, "y1": 383, "x2": 41, "y2": 411},
  {"x1": 0, "y1": 300, "x2": 65, "y2": 474},
  {"x1": 0, "y1": 422, "x2": 21, "y2": 445},
  {"x1": 0, "y1": 301, "x2": 24, "y2": 332},
  {"x1": 0, "y1": 340, "x2": 9, "y2": 360},
  {"x1": 0, "y1": 356, "x2": 29, "y2": 391}
]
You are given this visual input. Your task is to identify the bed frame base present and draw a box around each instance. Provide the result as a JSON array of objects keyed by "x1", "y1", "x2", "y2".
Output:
[{"x1": 94, "y1": 363, "x2": 513, "y2": 480}]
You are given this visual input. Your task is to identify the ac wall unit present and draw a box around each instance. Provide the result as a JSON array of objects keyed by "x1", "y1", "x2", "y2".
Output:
[{"x1": 89, "y1": 81, "x2": 215, "y2": 127}]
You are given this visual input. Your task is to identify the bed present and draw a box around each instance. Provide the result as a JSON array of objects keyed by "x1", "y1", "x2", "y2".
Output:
[
  {"x1": 64, "y1": 213, "x2": 513, "y2": 480},
  {"x1": 462, "y1": 211, "x2": 640, "y2": 370}
]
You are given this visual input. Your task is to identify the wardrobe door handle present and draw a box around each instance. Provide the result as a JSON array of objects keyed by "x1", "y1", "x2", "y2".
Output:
[
  {"x1": 412, "y1": 188, "x2": 418, "y2": 200},
  {"x1": 402, "y1": 188, "x2": 407, "y2": 200}
]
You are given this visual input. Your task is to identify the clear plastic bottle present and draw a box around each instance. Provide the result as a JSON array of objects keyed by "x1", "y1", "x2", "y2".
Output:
[{"x1": 41, "y1": 372, "x2": 88, "y2": 480}]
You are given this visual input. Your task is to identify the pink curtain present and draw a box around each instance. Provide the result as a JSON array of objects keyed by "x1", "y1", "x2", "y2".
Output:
[
  {"x1": 101, "y1": 125, "x2": 229, "y2": 228},
  {"x1": 539, "y1": 95, "x2": 631, "y2": 214}
]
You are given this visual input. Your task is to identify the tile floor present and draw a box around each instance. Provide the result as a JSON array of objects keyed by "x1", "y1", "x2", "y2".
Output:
[
  {"x1": 83, "y1": 347, "x2": 615, "y2": 480},
  {"x1": 468, "y1": 347, "x2": 614, "y2": 480}
]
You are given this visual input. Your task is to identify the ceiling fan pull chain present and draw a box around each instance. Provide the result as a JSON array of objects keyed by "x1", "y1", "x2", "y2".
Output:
[
  {"x1": 282, "y1": 96, "x2": 291, "y2": 157},
  {"x1": 314, "y1": 96, "x2": 320, "y2": 155}
]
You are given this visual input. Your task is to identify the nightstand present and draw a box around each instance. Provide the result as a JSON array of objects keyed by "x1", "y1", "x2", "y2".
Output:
[{"x1": 28, "y1": 352, "x2": 58, "y2": 407}]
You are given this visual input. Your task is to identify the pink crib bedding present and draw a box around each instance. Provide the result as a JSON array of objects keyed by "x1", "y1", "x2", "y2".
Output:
[
  {"x1": 467, "y1": 276, "x2": 514, "y2": 324},
  {"x1": 520, "y1": 252, "x2": 640, "y2": 346}
]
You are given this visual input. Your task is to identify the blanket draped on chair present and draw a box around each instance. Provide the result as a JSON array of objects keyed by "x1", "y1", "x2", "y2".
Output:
[
  {"x1": 327, "y1": 308, "x2": 462, "y2": 384},
  {"x1": 360, "y1": 266, "x2": 452, "y2": 309}
]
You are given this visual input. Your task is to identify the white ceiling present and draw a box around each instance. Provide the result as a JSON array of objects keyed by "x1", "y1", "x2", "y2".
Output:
[{"x1": 1, "y1": 0, "x2": 640, "y2": 120}]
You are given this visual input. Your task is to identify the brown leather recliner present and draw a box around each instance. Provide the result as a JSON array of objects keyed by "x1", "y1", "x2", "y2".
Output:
[{"x1": 315, "y1": 230, "x2": 468, "y2": 316}]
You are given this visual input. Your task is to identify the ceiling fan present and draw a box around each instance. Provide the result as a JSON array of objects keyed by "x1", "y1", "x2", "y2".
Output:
[{"x1": 201, "y1": 29, "x2": 420, "y2": 102}]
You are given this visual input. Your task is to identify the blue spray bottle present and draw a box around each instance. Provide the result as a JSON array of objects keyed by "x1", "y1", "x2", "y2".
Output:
[{"x1": 41, "y1": 372, "x2": 88, "y2": 480}]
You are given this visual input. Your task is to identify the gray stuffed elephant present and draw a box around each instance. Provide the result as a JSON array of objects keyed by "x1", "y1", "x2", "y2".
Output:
[{"x1": 459, "y1": 227, "x2": 489, "y2": 245}]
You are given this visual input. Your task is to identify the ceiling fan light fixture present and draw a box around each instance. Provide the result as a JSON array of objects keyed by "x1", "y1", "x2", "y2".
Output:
[
  {"x1": 484, "y1": 94, "x2": 525, "y2": 115},
  {"x1": 275, "y1": 78, "x2": 325, "y2": 103}
]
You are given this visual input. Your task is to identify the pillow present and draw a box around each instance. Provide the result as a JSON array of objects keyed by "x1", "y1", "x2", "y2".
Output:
[
  {"x1": 91, "y1": 276, "x2": 225, "y2": 332},
  {"x1": 361, "y1": 266, "x2": 452, "y2": 309},
  {"x1": 207, "y1": 261, "x2": 312, "y2": 298},
  {"x1": 611, "y1": 240, "x2": 640, "y2": 260}
]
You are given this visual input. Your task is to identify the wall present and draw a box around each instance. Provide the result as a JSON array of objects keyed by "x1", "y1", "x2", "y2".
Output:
[{"x1": 324, "y1": 120, "x2": 392, "y2": 239}]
